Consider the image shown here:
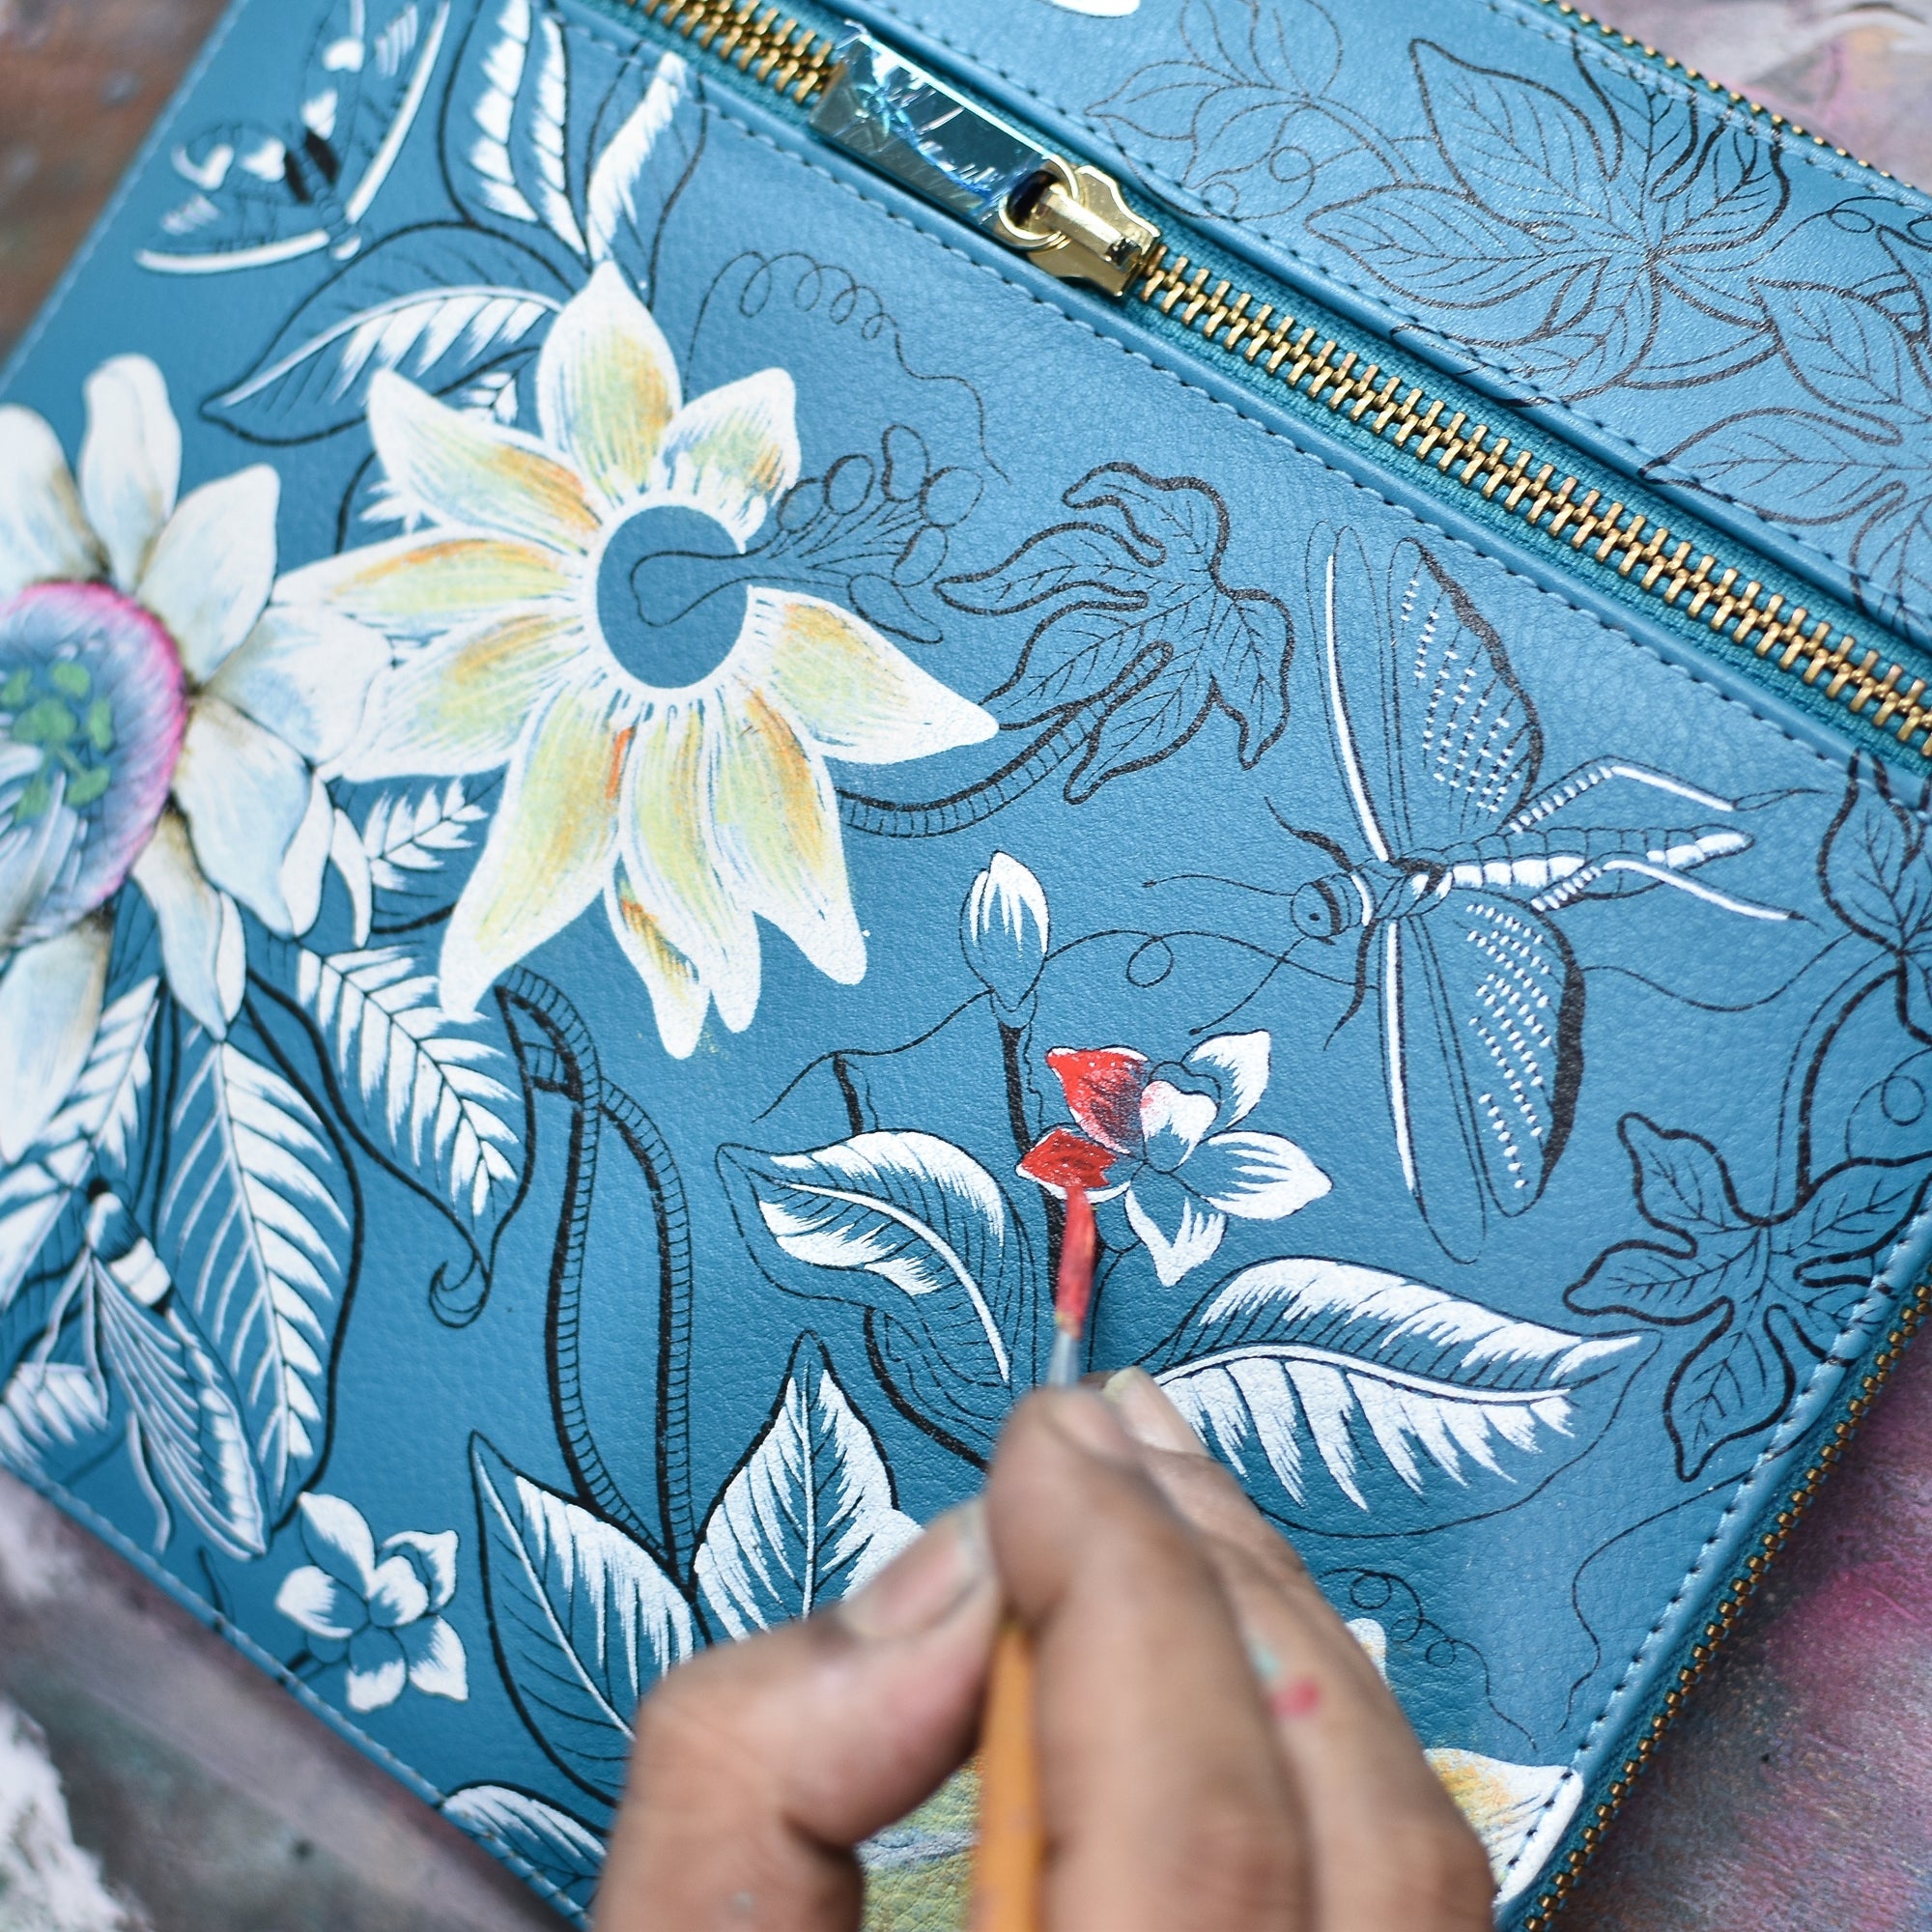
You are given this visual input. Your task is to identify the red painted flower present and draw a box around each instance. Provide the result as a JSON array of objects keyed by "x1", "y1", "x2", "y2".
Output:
[{"x1": 1017, "y1": 1031, "x2": 1330, "y2": 1285}]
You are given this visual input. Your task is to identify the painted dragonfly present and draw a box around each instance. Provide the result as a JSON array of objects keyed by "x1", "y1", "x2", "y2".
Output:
[
  {"x1": 137, "y1": 0, "x2": 449, "y2": 275},
  {"x1": 1286, "y1": 527, "x2": 1790, "y2": 1261}
]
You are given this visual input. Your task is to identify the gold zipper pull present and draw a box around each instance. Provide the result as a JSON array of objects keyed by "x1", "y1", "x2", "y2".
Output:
[{"x1": 809, "y1": 25, "x2": 1159, "y2": 297}]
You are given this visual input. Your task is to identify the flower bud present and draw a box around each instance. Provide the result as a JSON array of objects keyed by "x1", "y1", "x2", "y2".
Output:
[{"x1": 960, "y1": 852, "x2": 1049, "y2": 1020}]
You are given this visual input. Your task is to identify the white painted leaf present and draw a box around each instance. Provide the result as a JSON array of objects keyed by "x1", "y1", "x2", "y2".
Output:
[
  {"x1": 155, "y1": 1017, "x2": 351, "y2": 1515},
  {"x1": 585, "y1": 50, "x2": 696, "y2": 284},
  {"x1": 718, "y1": 1132, "x2": 1037, "y2": 1457},
  {"x1": 442, "y1": 1784, "x2": 603, "y2": 1911},
  {"x1": 450, "y1": 0, "x2": 584, "y2": 250},
  {"x1": 297, "y1": 945, "x2": 518, "y2": 1217},
  {"x1": 696, "y1": 1336, "x2": 918, "y2": 1636},
  {"x1": 1151, "y1": 1259, "x2": 1652, "y2": 1535},
  {"x1": 471, "y1": 1436, "x2": 693, "y2": 1803},
  {"x1": 0, "y1": 1361, "x2": 111, "y2": 1486},
  {"x1": 92, "y1": 1256, "x2": 267, "y2": 1558},
  {"x1": 359, "y1": 777, "x2": 488, "y2": 894},
  {"x1": 0, "y1": 980, "x2": 156, "y2": 1313}
]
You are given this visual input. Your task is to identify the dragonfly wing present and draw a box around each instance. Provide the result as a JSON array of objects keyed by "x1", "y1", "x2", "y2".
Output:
[
  {"x1": 1309, "y1": 527, "x2": 1395, "y2": 862},
  {"x1": 1382, "y1": 539, "x2": 1542, "y2": 850},
  {"x1": 1386, "y1": 896, "x2": 1582, "y2": 1261}
]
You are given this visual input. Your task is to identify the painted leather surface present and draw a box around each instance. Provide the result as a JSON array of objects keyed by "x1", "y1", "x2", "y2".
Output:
[
  {"x1": 843, "y1": 0, "x2": 1932, "y2": 656},
  {"x1": 4, "y1": 0, "x2": 1932, "y2": 1921}
]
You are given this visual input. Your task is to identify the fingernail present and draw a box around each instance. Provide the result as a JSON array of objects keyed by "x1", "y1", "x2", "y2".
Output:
[
  {"x1": 1103, "y1": 1366, "x2": 1207, "y2": 1456},
  {"x1": 1040, "y1": 1386, "x2": 1138, "y2": 1463},
  {"x1": 839, "y1": 1499, "x2": 989, "y2": 1639}
]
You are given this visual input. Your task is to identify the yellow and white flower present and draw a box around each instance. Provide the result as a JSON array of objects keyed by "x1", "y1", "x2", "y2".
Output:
[
  {"x1": 0, "y1": 356, "x2": 384, "y2": 1160},
  {"x1": 288, "y1": 263, "x2": 995, "y2": 1055}
]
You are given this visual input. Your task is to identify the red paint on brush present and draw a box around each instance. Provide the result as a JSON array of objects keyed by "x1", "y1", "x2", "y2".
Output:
[{"x1": 1054, "y1": 1187, "x2": 1097, "y2": 1340}]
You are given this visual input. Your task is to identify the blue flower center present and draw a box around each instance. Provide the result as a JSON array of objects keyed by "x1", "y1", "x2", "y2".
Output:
[{"x1": 596, "y1": 503, "x2": 750, "y2": 690}]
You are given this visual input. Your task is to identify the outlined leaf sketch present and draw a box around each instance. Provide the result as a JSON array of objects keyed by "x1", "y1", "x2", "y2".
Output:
[
  {"x1": 153, "y1": 1012, "x2": 355, "y2": 1519},
  {"x1": 442, "y1": 1785, "x2": 605, "y2": 1911},
  {"x1": 1310, "y1": 42, "x2": 1786, "y2": 398},
  {"x1": 204, "y1": 227, "x2": 567, "y2": 444},
  {"x1": 1149, "y1": 1257, "x2": 1652, "y2": 1535},
  {"x1": 296, "y1": 945, "x2": 520, "y2": 1218},
  {"x1": 1822, "y1": 757, "x2": 1932, "y2": 1042},
  {"x1": 939, "y1": 463, "x2": 1293, "y2": 801},
  {"x1": 1282, "y1": 526, "x2": 1787, "y2": 1260},
  {"x1": 1666, "y1": 264, "x2": 1932, "y2": 638},
  {"x1": 694, "y1": 1334, "x2": 918, "y2": 1636},
  {"x1": 138, "y1": 0, "x2": 453, "y2": 274},
  {"x1": 1568, "y1": 1116, "x2": 1932, "y2": 1478},
  {"x1": 1090, "y1": 0, "x2": 1395, "y2": 221},
  {"x1": 470, "y1": 1435, "x2": 694, "y2": 1803},
  {"x1": 718, "y1": 1131, "x2": 1038, "y2": 1462}
]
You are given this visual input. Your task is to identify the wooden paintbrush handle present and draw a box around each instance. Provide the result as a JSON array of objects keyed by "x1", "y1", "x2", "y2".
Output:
[{"x1": 970, "y1": 1619, "x2": 1043, "y2": 1932}]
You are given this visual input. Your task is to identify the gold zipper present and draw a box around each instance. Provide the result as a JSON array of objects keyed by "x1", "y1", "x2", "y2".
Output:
[
  {"x1": 1133, "y1": 247, "x2": 1932, "y2": 757},
  {"x1": 631, "y1": 0, "x2": 836, "y2": 99},
  {"x1": 1520, "y1": 1272, "x2": 1932, "y2": 1929}
]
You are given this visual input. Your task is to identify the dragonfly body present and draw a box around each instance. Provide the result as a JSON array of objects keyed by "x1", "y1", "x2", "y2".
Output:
[
  {"x1": 1293, "y1": 529, "x2": 1792, "y2": 1259},
  {"x1": 1291, "y1": 823, "x2": 1753, "y2": 938}
]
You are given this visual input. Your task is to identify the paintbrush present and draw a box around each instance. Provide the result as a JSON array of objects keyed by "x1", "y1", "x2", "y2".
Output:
[{"x1": 969, "y1": 1186, "x2": 1098, "y2": 1932}]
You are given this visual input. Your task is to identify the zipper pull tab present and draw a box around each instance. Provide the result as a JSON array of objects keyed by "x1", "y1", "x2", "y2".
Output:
[{"x1": 809, "y1": 25, "x2": 1160, "y2": 298}]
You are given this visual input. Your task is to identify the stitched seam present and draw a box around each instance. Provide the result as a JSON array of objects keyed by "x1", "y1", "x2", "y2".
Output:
[
  {"x1": 853, "y1": 0, "x2": 1932, "y2": 606},
  {"x1": 12, "y1": 1473, "x2": 591, "y2": 1925}
]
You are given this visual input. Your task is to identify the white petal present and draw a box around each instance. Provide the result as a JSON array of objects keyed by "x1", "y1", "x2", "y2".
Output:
[
  {"x1": 1187, "y1": 1132, "x2": 1332, "y2": 1222},
  {"x1": 1185, "y1": 1030, "x2": 1271, "y2": 1130},
  {"x1": 606, "y1": 872, "x2": 713, "y2": 1058},
  {"x1": 705, "y1": 685, "x2": 863, "y2": 985},
  {"x1": 1124, "y1": 1177, "x2": 1227, "y2": 1288},
  {"x1": 139, "y1": 467, "x2": 279, "y2": 683},
  {"x1": 650, "y1": 369, "x2": 798, "y2": 548},
  {"x1": 0, "y1": 780, "x2": 83, "y2": 952},
  {"x1": 281, "y1": 773, "x2": 334, "y2": 938},
  {"x1": 209, "y1": 603, "x2": 388, "y2": 765},
  {"x1": 381, "y1": 1528, "x2": 459, "y2": 1612},
  {"x1": 340, "y1": 612, "x2": 588, "y2": 781},
  {"x1": 131, "y1": 812, "x2": 242, "y2": 1036},
  {"x1": 400, "y1": 1616, "x2": 469, "y2": 1701},
  {"x1": 78, "y1": 355, "x2": 180, "y2": 590},
  {"x1": 620, "y1": 701, "x2": 758, "y2": 1032},
  {"x1": 1138, "y1": 1079, "x2": 1218, "y2": 1165},
  {"x1": 298, "y1": 1492, "x2": 380, "y2": 1596},
  {"x1": 440, "y1": 668, "x2": 630, "y2": 1018},
  {"x1": 369, "y1": 370, "x2": 600, "y2": 554},
  {"x1": 173, "y1": 696, "x2": 312, "y2": 932},
  {"x1": 0, "y1": 405, "x2": 99, "y2": 599},
  {"x1": 536, "y1": 261, "x2": 679, "y2": 510},
  {"x1": 1428, "y1": 1752, "x2": 1581, "y2": 1902},
  {"x1": 276, "y1": 532, "x2": 575, "y2": 640},
  {"x1": 344, "y1": 1626, "x2": 408, "y2": 1711},
  {"x1": 0, "y1": 916, "x2": 110, "y2": 1163},
  {"x1": 741, "y1": 588, "x2": 995, "y2": 763},
  {"x1": 364, "y1": 1553, "x2": 431, "y2": 1630},
  {"x1": 274, "y1": 1565, "x2": 366, "y2": 1644}
]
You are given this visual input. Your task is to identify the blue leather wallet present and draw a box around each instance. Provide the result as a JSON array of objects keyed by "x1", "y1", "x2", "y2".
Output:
[{"x1": 7, "y1": 0, "x2": 1932, "y2": 1922}]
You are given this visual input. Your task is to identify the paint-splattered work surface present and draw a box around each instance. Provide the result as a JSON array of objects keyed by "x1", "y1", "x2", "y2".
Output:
[{"x1": 4, "y1": 2, "x2": 1932, "y2": 1928}]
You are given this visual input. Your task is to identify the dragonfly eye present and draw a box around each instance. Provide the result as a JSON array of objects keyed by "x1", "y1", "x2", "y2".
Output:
[{"x1": 1291, "y1": 878, "x2": 1346, "y2": 940}]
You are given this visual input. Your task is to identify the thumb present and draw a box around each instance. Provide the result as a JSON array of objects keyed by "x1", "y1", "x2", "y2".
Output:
[{"x1": 599, "y1": 1503, "x2": 998, "y2": 1932}]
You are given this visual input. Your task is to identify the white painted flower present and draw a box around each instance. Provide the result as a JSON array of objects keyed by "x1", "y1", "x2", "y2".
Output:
[
  {"x1": 0, "y1": 356, "x2": 384, "y2": 1159},
  {"x1": 1020, "y1": 1030, "x2": 1330, "y2": 1286},
  {"x1": 959, "y1": 850, "x2": 1050, "y2": 1018},
  {"x1": 286, "y1": 262, "x2": 996, "y2": 1055},
  {"x1": 1348, "y1": 1618, "x2": 1582, "y2": 1904},
  {"x1": 275, "y1": 1492, "x2": 469, "y2": 1714}
]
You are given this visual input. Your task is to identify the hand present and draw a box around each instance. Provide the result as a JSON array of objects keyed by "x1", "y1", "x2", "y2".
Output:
[{"x1": 600, "y1": 1372, "x2": 1493, "y2": 1931}]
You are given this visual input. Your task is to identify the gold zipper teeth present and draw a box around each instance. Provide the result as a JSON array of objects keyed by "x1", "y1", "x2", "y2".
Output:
[
  {"x1": 631, "y1": 0, "x2": 833, "y2": 100},
  {"x1": 1520, "y1": 1274, "x2": 1932, "y2": 1929},
  {"x1": 1540, "y1": 0, "x2": 1892, "y2": 179},
  {"x1": 1138, "y1": 247, "x2": 1932, "y2": 757}
]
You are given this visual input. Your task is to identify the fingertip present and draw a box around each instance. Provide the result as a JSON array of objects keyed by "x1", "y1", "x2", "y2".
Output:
[{"x1": 1102, "y1": 1366, "x2": 1208, "y2": 1457}]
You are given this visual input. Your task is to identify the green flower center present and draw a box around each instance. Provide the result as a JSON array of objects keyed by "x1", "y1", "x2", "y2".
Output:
[
  {"x1": 5, "y1": 658, "x2": 118, "y2": 816},
  {"x1": 597, "y1": 503, "x2": 751, "y2": 690}
]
